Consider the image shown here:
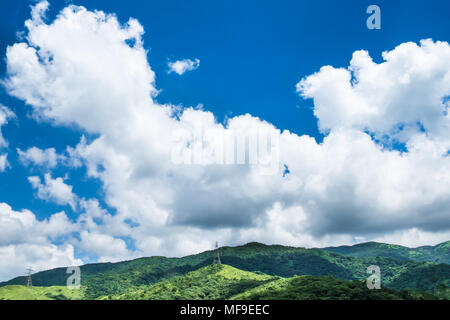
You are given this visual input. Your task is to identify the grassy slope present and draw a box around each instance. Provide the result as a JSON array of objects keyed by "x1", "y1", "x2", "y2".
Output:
[
  {"x1": 0, "y1": 285, "x2": 84, "y2": 300},
  {"x1": 2, "y1": 242, "x2": 449, "y2": 299},
  {"x1": 106, "y1": 264, "x2": 276, "y2": 300}
]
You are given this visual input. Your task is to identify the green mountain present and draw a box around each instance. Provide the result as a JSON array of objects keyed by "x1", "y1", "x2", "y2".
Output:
[
  {"x1": 232, "y1": 274, "x2": 419, "y2": 300},
  {"x1": 1, "y1": 265, "x2": 434, "y2": 300},
  {"x1": 106, "y1": 264, "x2": 275, "y2": 300},
  {"x1": 107, "y1": 264, "x2": 424, "y2": 300},
  {"x1": 324, "y1": 241, "x2": 450, "y2": 264},
  {"x1": 1, "y1": 241, "x2": 449, "y2": 299}
]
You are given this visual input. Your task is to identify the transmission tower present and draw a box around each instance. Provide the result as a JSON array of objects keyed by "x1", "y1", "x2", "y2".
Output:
[
  {"x1": 26, "y1": 267, "x2": 33, "y2": 287},
  {"x1": 213, "y1": 241, "x2": 221, "y2": 265}
]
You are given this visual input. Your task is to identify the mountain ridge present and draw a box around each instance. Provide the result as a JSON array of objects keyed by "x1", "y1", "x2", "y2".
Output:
[
  {"x1": 323, "y1": 240, "x2": 450, "y2": 264},
  {"x1": 2, "y1": 265, "x2": 436, "y2": 300},
  {"x1": 1, "y1": 240, "x2": 449, "y2": 299}
]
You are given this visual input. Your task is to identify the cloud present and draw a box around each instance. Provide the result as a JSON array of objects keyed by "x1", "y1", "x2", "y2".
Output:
[
  {"x1": 17, "y1": 145, "x2": 82, "y2": 170},
  {"x1": 28, "y1": 0, "x2": 49, "y2": 26},
  {"x1": 5, "y1": 2, "x2": 153, "y2": 132},
  {"x1": 0, "y1": 106, "x2": 14, "y2": 172},
  {"x1": 0, "y1": 105, "x2": 14, "y2": 149},
  {"x1": 297, "y1": 40, "x2": 450, "y2": 145},
  {"x1": 18, "y1": 147, "x2": 61, "y2": 168},
  {"x1": 0, "y1": 243, "x2": 81, "y2": 282},
  {"x1": 0, "y1": 198, "x2": 131, "y2": 280},
  {"x1": 0, "y1": 202, "x2": 81, "y2": 281},
  {"x1": 0, "y1": 154, "x2": 9, "y2": 172},
  {"x1": 0, "y1": 203, "x2": 75, "y2": 245},
  {"x1": 373, "y1": 228, "x2": 450, "y2": 248},
  {"x1": 168, "y1": 58, "x2": 200, "y2": 75},
  {"x1": 2, "y1": 0, "x2": 450, "y2": 275},
  {"x1": 28, "y1": 174, "x2": 77, "y2": 209},
  {"x1": 77, "y1": 231, "x2": 132, "y2": 262}
]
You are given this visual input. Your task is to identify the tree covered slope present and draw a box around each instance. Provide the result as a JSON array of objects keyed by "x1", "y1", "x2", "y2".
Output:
[
  {"x1": 1, "y1": 265, "x2": 432, "y2": 300},
  {"x1": 108, "y1": 264, "x2": 424, "y2": 300},
  {"x1": 231, "y1": 275, "x2": 417, "y2": 300},
  {"x1": 106, "y1": 264, "x2": 275, "y2": 300},
  {"x1": 1, "y1": 241, "x2": 448, "y2": 299},
  {"x1": 324, "y1": 241, "x2": 450, "y2": 264}
]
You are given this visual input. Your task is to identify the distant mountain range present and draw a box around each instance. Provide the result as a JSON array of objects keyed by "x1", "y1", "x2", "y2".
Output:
[
  {"x1": 1, "y1": 241, "x2": 449, "y2": 300},
  {"x1": 324, "y1": 241, "x2": 450, "y2": 264}
]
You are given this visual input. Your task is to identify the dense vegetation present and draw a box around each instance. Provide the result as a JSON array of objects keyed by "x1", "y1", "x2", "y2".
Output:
[
  {"x1": 106, "y1": 264, "x2": 275, "y2": 300},
  {"x1": 324, "y1": 241, "x2": 450, "y2": 264},
  {"x1": 232, "y1": 275, "x2": 417, "y2": 300},
  {"x1": 107, "y1": 265, "x2": 424, "y2": 300},
  {"x1": 0, "y1": 241, "x2": 448, "y2": 300},
  {"x1": 1, "y1": 265, "x2": 429, "y2": 300}
]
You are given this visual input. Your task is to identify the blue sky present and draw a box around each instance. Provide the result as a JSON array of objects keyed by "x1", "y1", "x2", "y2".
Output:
[
  {"x1": 1, "y1": 0, "x2": 449, "y2": 218},
  {"x1": 0, "y1": 0, "x2": 449, "y2": 279}
]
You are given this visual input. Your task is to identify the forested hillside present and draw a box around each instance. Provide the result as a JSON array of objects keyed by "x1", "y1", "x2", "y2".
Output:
[{"x1": 1, "y1": 241, "x2": 448, "y2": 300}]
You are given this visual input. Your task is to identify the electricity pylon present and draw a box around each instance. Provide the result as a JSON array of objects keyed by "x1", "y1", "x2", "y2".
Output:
[
  {"x1": 26, "y1": 267, "x2": 33, "y2": 287},
  {"x1": 213, "y1": 242, "x2": 221, "y2": 265}
]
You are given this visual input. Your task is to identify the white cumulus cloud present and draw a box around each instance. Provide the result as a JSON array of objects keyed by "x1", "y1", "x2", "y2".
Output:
[
  {"x1": 28, "y1": 174, "x2": 77, "y2": 209},
  {"x1": 0, "y1": 202, "x2": 81, "y2": 281},
  {"x1": 18, "y1": 147, "x2": 61, "y2": 168},
  {"x1": 168, "y1": 58, "x2": 200, "y2": 75},
  {"x1": 297, "y1": 40, "x2": 450, "y2": 146}
]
